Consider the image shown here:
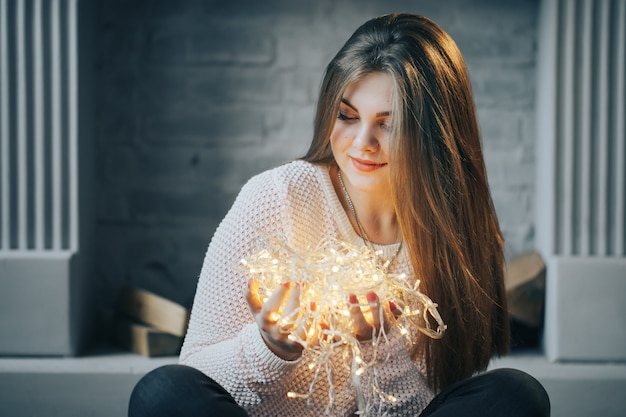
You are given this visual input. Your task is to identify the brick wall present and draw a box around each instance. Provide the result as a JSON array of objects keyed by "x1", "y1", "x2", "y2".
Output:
[{"x1": 94, "y1": 0, "x2": 539, "y2": 335}]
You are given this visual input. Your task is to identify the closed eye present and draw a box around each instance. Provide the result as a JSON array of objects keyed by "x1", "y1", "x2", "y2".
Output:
[{"x1": 337, "y1": 112, "x2": 357, "y2": 121}]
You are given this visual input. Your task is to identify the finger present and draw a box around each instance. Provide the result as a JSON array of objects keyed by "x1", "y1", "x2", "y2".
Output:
[
  {"x1": 279, "y1": 283, "x2": 302, "y2": 335},
  {"x1": 282, "y1": 283, "x2": 301, "y2": 323},
  {"x1": 260, "y1": 282, "x2": 291, "y2": 325},
  {"x1": 308, "y1": 321, "x2": 330, "y2": 346},
  {"x1": 378, "y1": 299, "x2": 400, "y2": 333},
  {"x1": 300, "y1": 302, "x2": 321, "y2": 346},
  {"x1": 367, "y1": 292, "x2": 382, "y2": 330},
  {"x1": 348, "y1": 294, "x2": 371, "y2": 339},
  {"x1": 320, "y1": 321, "x2": 333, "y2": 343},
  {"x1": 245, "y1": 278, "x2": 263, "y2": 314},
  {"x1": 291, "y1": 320, "x2": 310, "y2": 346},
  {"x1": 389, "y1": 300, "x2": 402, "y2": 318}
]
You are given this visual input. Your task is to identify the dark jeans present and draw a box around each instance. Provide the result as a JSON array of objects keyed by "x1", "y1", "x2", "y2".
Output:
[{"x1": 128, "y1": 364, "x2": 550, "y2": 417}]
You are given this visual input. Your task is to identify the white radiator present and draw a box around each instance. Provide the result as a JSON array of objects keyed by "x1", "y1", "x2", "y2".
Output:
[
  {"x1": 0, "y1": 0, "x2": 78, "y2": 253},
  {"x1": 536, "y1": 0, "x2": 626, "y2": 361},
  {"x1": 0, "y1": 0, "x2": 92, "y2": 356}
]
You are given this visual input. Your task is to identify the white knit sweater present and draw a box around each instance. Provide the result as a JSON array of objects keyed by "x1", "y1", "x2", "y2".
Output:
[{"x1": 179, "y1": 160, "x2": 434, "y2": 416}]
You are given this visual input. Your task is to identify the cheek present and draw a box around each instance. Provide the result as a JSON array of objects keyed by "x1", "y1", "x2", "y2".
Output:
[
  {"x1": 329, "y1": 125, "x2": 351, "y2": 148},
  {"x1": 380, "y1": 137, "x2": 391, "y2": 155},
  {"x1": 329, "y1": 126, "x2": 343, "y2": 153}
]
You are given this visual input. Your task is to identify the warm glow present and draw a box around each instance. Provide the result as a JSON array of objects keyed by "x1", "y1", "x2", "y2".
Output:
[{"x1": 242, "y1": 237, "x2": 446, "y2": 414}]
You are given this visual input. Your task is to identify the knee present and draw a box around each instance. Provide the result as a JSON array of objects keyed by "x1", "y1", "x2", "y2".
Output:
[
  {"x1": 128, "y1": 364, "x2": 194, "y2": 417},
  {"x1": 489, "y1": 368, "x2": 550, "y2": 417}
]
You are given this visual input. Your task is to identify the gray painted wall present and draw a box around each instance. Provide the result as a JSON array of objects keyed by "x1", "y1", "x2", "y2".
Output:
[{"x1": 94, "y1": 0, "x2": 539, "y2": 342}]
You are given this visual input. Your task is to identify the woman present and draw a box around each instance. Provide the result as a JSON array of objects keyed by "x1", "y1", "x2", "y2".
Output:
[{"x1": 129, "y1": 13, "x2": 550, "y2": 417}]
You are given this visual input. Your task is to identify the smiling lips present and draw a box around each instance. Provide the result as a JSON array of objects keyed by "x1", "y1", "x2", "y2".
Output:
[{"x1": 351, "y1": 157, "x2": 387, "y2": 172}]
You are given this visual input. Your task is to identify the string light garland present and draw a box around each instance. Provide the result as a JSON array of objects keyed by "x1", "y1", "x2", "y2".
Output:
[{"x1": 241, "y1": 236, "x2": 447, "y2": 415}]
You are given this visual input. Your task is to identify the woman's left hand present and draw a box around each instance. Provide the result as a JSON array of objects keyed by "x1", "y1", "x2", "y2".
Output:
[{"x1": 348, "y1": 292, "x2": 401, "y2": 341}]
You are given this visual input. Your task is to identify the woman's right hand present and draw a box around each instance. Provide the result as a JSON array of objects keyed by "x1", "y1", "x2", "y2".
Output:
[{"x1": 245, "y1": 279, "x2": 308, "y2": 361}]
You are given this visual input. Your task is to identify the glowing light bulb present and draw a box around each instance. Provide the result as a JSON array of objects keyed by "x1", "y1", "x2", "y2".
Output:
[{"x1": 269, "y1": 312, "x2": 281, "y2": 322}]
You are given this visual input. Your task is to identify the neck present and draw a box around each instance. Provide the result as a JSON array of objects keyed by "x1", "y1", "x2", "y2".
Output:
[{"x1": 333, "y1": 166, "x2": 400, "y2": 245}]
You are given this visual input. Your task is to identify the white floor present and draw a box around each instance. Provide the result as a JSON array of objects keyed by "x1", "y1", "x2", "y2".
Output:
[{"x1": 0, "y1": 351, "x2": 624, "y2": 417}]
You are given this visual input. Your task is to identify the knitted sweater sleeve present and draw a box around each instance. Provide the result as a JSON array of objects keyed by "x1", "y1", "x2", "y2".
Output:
[{"x1": 178, "y1": 168, "x2": 299, "y2": 408}]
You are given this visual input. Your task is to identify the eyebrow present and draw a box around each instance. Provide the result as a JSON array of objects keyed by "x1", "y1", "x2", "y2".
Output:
[{"x1": 341, "y1": 98, "x2": 391, "y2": 117}]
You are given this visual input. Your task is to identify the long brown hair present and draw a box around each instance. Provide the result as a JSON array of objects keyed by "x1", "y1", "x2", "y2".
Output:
[{"x1": 303, "y1": 13, "x2": 509, "y2": 391}]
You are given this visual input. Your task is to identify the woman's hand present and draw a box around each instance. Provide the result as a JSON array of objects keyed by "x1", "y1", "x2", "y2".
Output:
[
  {"x1": 246, "y1": 281, "x2": 402, "y2": 358},
  {"x1": 348, "y1": 292, "x2": 402, "y2": 341},
  {"x1": 245, "y1": 279, "x2": 308, "y2": 361}
]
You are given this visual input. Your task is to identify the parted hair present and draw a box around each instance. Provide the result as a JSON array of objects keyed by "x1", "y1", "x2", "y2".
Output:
[{"x1": 303, "y1": 13, "x2": 510, "y2": 391}]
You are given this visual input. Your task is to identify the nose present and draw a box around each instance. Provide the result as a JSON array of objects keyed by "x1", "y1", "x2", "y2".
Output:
[{"x1": 352, "y1": 124, "x2": 379, "y2": 152}]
